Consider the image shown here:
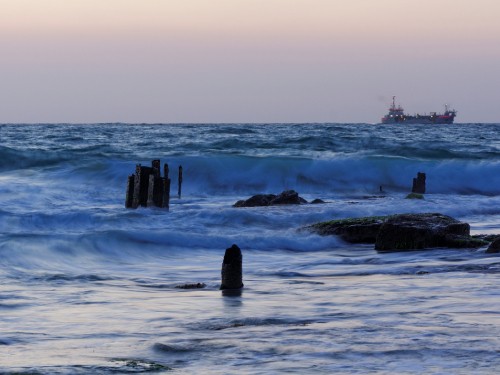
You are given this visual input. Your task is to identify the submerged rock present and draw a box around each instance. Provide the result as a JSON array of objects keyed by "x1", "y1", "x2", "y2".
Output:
[
  {"x1": 175, "y1": 283, "x2": 206, "y2": 289},
  {"x1": 311, "y1": 198, "x2": 326, "y2": 204},
  {"x1": 234, "y1": 190, "x2": 307, "y2": 207},
  {"x1": 307, "y1": 213, "x2": 489, "y2": 252},
  {"x1": 486, "y1": 237, "x2": 500, "y2": 253}
]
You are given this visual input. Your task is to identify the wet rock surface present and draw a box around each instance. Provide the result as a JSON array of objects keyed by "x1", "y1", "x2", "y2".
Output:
[
  {"x1": 308, "y1": 213, "x2": 490, "y2": 252},
  {"x1": 486, "y1": 237, "x2": 500, "y2": 253},
  {"x1": 375, "y1": 213, "x2": 483, "y2": 251},
  {"x1": 308, "y1": 216, "x2": 386, "y2": 244},
  {"x1": 234, "y1": 190, "x2": 307, "y2": 207},
  {"x1": 175, "y1": 283, "x2": 206, "y2": 289}
]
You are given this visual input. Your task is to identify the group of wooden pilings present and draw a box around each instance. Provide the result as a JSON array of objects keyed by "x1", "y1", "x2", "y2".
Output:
[{"x1": 125, "y1": 159, "x2": 183, "y2": 209}]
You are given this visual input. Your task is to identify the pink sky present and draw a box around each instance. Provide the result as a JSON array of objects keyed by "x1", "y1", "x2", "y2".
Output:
[{"x1": 1, "y1": 0, "x2": 499, "y2": 123}]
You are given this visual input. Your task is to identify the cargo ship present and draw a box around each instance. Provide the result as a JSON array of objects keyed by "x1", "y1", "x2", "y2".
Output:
[{"x1": 381, "y1": 96, "x2": 456, "y2": 124}]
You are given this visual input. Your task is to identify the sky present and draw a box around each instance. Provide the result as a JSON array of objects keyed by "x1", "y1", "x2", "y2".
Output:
[{"x1": 1, "y1": 0, "x2": 499, "y2": 123}]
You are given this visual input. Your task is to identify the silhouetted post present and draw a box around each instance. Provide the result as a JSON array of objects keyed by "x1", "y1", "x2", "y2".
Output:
[
  {"x1": 220, "y1": 244, "x2": 243, "y2": 290},
  {"x1": 132, "y1": 164, "x2": 142, "y2": 208},
  {"x1": 147, "y1": 174, "x2": 155, "y2": 207},
  {"x1": 152, "y1": 159, "x2": 161, "y2": 177},
  {"x1": 162, "y1": 163, "x2": 170, "y2": 210},
  {"x1": 178, "y1": 165, "x2": 183, "y2": 199},
  {"x1": 125, "y1": 174, "x2": 135, "y2": 208},
  {"x1": 412, "y1": 172, "x2": 426, "y2": 194}
]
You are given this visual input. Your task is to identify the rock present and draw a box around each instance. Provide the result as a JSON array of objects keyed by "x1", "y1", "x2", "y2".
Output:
[
  {"x1": 486, "y1": 237, "x2": 500, "y2": 253},
  {"x1": 307, "y1": 216, "x2": 386, "y2": 243},
  {"x1": 269, "y1": 190, "x2": 306, "y2": 205},
  {"x1": 234, "y1": 190, "x2": 306, "y2": 207},
  {"x1": 307, "y1": 213, "x2": 488, "y2": 252},
  {"x1": 311, "y1": 199, "x2": 326, "y2": 204},
  {"x1": 220, "y1": 244, "x2": 243, "y2": 290},
  {"x1": 234, "y1": 194, "x2": 276, "y2": 207},
  {"x1": 375, "y1": 213, "x2": 483, "y2": 252},
  {"x1": 175, "y1": 283, "x2": 206, "y2": 289}
]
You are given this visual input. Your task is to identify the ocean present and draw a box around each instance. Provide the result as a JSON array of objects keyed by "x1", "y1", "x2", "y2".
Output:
[{"x1": 1, "y1": 123, "x2": 500, "y2": 374}]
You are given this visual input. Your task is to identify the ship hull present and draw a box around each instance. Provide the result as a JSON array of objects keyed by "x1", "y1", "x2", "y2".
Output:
[{"x1": 381, "y1": 116, "x2": 455, "y2": 125}]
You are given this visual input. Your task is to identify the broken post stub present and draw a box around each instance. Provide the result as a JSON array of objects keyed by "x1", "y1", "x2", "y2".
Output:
[
  {"x1": 178, "y1": 165, "x2": 183, "y2": 199},
  {"x1": 220, "y1": 244, "x2": 243, "y2": 290},
  {"x1": 412, "y1": 172, "x2": 426, "y2": 194},
  {"x1": 125, "y1": 159, "x2": 173, "y2": 209}
]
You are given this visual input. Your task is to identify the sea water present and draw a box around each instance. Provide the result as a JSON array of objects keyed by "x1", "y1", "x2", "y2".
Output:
[{"x1": 1, "y1": 123, "x2": 499, "y2": 374}]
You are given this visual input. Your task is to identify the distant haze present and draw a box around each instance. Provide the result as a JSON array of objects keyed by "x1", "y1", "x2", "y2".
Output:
[{"x1": 1, "y1": 0, "x2": 499, "y2": 123}]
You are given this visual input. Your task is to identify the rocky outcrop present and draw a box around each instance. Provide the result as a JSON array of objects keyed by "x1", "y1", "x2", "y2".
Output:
[
  {"x1": 308, "y1": 216, "x2": 386, "y2": 243},
  {"x1": 234, "y1": 190, "x2": 307, "y2": 207},
  {"x1": 486, "y1": 237, "x2": 500, "y2": 253},
  {"x1": 375, "y1": 213, "x2": 484, "y2": 251},
  {"x1": 234, "y1": 194, "x2": 276, "y2": 207},
  {"x1": 308, "y1": 213, "x2": 489, "y2": 252}
]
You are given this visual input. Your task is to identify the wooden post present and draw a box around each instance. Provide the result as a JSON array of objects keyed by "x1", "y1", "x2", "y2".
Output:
[
  {"x1": 125, "y1": 174, "x2": 135, "y2": 208},
  {"x1": 152, "y1": 159, "x2": 161, "y2": 177},
  {"x1": 178, "y1": 165, "x2": 183, "y2": 199},
  {"x1": 132, "y1": 164, "x2": 141, "y2": 209},
  {"x1": 220, "y1": 244, "x2": 243, "y2": 290},
  {"x1": 139, "y1": 166, "x2": 153, "y2": 207},
  {"x1": 164, "y1": 163, "x2": 169, "y2": 181},
  {"x1": 147, "y1": 174, "x2": 155, "y2": 207},
  {"x1": 412, "y1": 172, "x2": 426, "y2": 194},
  {"x1": 162, "y1": 163, "x2": 170, "y2": 210}
]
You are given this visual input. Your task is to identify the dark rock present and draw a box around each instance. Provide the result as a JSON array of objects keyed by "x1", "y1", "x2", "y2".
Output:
[
  {"x1": 311, "y1": 199, "x2": 326, "y2": 204},
  {"x1": 220, "y1": 244, "x2": 243, "y2": 290},
  {"x1": 307, "y1": 216, "x2": 386, "y2": 243},
  {"x1": 307, "y1": 213, "x2": 488, "y2": 252},
  {"x1": 375, "y1": 213, "x2": 482, "y2": 252},
  {"x1": 269, "y1": 190, "x2": 306, "y2": 205},
  {"x1": 234, "y1": 190, "x2": 306, "y2": 207},
  {"x1": 412, "y1": 172, "x2": 426, "y2": 194},
  {"x1": 234, "y1": 194, "x2": 276, "y2": 207},
  {"x1": 175, "y1": 283, "x2": 206, "y2": 289},
  {"x1": 486, "y1": 237, "x2": 500, "y2": 253}
]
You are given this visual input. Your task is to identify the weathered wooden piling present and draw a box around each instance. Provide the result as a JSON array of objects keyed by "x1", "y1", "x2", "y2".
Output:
[
  {"x1": 162, "y1": 163, "x2": 171, "y2": 209},
  {"x1": 412, "y1": 172, "x2": 426, "y2": 194},
  {"x1": 147, "y1": 174, "x2": 155, "y2": 207},
  {"x1": 132, "y1": 164, "x2": 142, "y2": 208},
  {"x1": 178, "y1": 165, "x2": 183, "y2": 199},
  {"x1": 220, "y1": 244, "x2": 243, "y2": 290},
  {"x1": 125, "y1": 174, "x2": 135, "y2": 208},
  {"x1": 125, "y1": 159, "x2": 176, "y2": 209}
]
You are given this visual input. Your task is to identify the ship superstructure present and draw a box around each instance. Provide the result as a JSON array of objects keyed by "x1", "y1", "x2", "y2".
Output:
[{"x1": 381, "y1": 96, "x2": 456, "y2": 124}]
